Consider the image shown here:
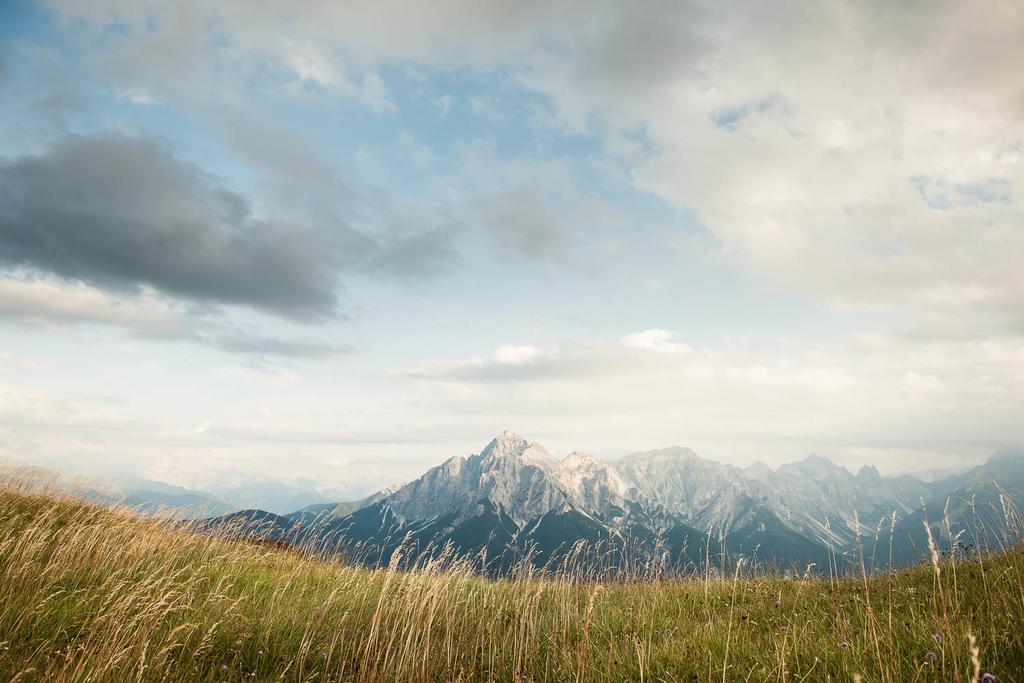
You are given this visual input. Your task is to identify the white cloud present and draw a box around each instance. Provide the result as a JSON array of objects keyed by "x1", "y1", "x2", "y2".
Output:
[
  {"x1": 494, "y1": 345, "x2": 542, "y2": 365},
  {"x1": 435, "y1": 94, "x2": 453, "y2": 118},
  {"x1": 44, "y1": 1, "x2": 1023, "y2": 333},
  {"x1": 620, "y1": 329, "x2": 690, "y2": 356},
  {"x1": 0, "y1": 277, "x2": 188, "y2": 338},
  {"x1": 116, "y1": 88, "x2": 157, "y2": 105},
  {"x1": 0, "y1": 277, "x2": 351, "y2": 359},
  {"x1": 399, "y1": 329, "x2": 1024, "y2": 467},
  {"x1": 397, "y1": 130, "x2": 438, "y2": 166}
]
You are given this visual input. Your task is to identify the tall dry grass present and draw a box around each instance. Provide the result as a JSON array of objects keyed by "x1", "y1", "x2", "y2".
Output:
[{"x1": 0, "y1": 481, "x2": 1022, "y2": 681}]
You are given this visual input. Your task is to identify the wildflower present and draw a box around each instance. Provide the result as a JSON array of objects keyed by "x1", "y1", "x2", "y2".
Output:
[
  {"x1": 257, "y1": 650, "x2": 264, "y2": 656},
  {"x1": 925, "y1": 651, "x2": 937, "y2": 662},
  {"x1": 931, "y1": 633, "x2": 942, "y2": 644},
  {"x1": 221, "y1": 664, "x2": 228, "y2": 672},
  {"x1": 779, "y1": 626, "x2": 789, "y2": 633},
  {"x1": 981, "y1": 675, "x2": 997, "y2": 683},
  {"x1": 840, "y1": 641, "x2": 849, "y2": 649}
]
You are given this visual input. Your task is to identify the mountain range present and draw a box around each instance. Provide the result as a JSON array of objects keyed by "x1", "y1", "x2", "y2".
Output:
[{"x1": 206, "y1": 432, "x2": 1024, "y2": 576}]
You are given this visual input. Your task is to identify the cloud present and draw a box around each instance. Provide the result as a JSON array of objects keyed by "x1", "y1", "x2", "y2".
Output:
[
  {"x1": 449, "y1": 138, "x2": 620, "y2": 262},
  {"x1": 576, "y1": 3, "x2": 1024, "y2": 329},
  {"x1": 435, "y1": 95, "x2": 452, "y2": 118},
  {"x1": 620, "y1": 329, "x2": 690, "y2": 356},
  {"x1": 493, "y1": 345, "x2": 542, "y2": 364},
  {"x1": 51, "y1": 0, "x2": 1020, "y2": 333},
  {"x1": 364, "y1": 221, "x2": 462, "y2": 280},
  {"x1": 0, "y1": 377, "x2": 450, "y2": 492},
  {"x1": 0, "y1": 132, "x2": 350, "y2": 319},
  {"x1": 473, "y1": 188, "x2": 570, "y2": 258},
  {"x1": 397, "y1": 130, "x2": 438, "y2": 167},
  {"x1": 399, "y1": 334, "x2": 701, "y2": 384},
  {"x1": 209, "y1": 333, "x2": 351, "y2": 359},
  {"x1": 398, "y1": 341, "x2": 605, "y2": 383},
  {"x1": 0, "y1": 131, "x2": 460, "y2": 321},
  {"x1": 0, "y1": 278, "x2": 351, "y2": 359},
  {"x1": 0, "y1": 278, "x2": 191, "y2": 339},
  {"x1": 397, "y1": 329, "x2": 1024, "y2": 463},
  {"x1": 215, "y1": 116, "x2": 357, "y2": 200}
]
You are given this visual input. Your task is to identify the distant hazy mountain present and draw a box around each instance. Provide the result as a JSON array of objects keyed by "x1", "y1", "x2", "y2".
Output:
[
  {"x1": 197, "y1": 477, "x2": 339, "y2": 515},
  {"x1": 118, "y1": 476, "x2": 368, "y2": 518},
  {"x1": 205, "y1": 432, "x2": 1024, "y2": 576},
  {"x1": 66, "y1": 475, "x2": 231, "y2": 519},
  {"x1": 0, "y1": 461, "x2": 355, "y2": 520},
  {"x1": 888, "y1": 452, "x2": 1024, "y2": 566}
]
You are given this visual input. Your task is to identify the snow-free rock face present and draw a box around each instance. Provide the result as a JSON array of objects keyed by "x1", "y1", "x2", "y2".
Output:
[
  {"x1": 613, "y1": 447, "x2": 749, "y2": 529},
  {"x1": 209, "y1": 432, "x2": 1024, "y2": 575},
  {"x1": 342, "y1": 434, "x2": 936, "y2": 569},
  {"x1": 384, "y1": 431, "x2": 570, "y2": 527},
  {"x1": 557, "y1": 451, "x2": 633, "y2": 519},
  {"x1": 742, "y1": 455, "x2": 932, "y2": 546}
]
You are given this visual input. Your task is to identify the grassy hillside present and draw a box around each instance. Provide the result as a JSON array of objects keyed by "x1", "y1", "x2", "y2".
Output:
[{"x1": 0, "y1": 484, "x2": 1022, "y2": 681}]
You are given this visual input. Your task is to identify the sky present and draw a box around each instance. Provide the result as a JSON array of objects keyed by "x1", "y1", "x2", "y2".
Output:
[{"x1": 0, "y1": 0, "x2": 1022, "y2": 496}]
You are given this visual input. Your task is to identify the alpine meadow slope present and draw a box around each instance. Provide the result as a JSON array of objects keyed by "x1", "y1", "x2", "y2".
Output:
[{"x1": 1, "y1": 476, "x2": 1021, "y2": 681}]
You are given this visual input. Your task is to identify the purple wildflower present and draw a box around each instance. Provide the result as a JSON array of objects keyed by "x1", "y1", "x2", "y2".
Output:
[
  {"x1": 779, "y1": 626, "x2": 789, "y2": 633},
  {"x1": 981, "y1": 675, "x2": 997, "y2": 683},
  {"x1": 221, "y1": 664, "x2": 228, "y2": 672},
  {"x1": 840, "y1": 641, "x2": 849, "y2": 649},
  {"x1": 931, "y1": 633, "x2": 942, "y2": 644},
  {"x1": 925, "y1": 651, "x2": 937, "y2": 661}
]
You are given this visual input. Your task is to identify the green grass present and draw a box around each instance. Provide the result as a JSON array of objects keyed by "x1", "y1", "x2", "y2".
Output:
[{"x1": 0, "y1": 484, "x2": 1022, "y2": 681}]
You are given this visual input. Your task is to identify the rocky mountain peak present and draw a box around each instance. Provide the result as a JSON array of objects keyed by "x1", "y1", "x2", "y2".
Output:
[
  {"x1": 478, "y1": 430, "x2": 555, "y2": 470},
  {"x1": 620, "y1": 446, "x2": 700, "y2": 465},
  {"x1": 856, "y1": 465, "x2": 881, "y2": 482},
  {"x1": 482, "y1": 430, "x2": 530, "y2": 457},
  {"x1": 743, "y1": 461, "x2": 772, "y2": 477},
  {"x1": 561, "y1": 451, "x2": 598, "y2": 469},
  {"x1": 782, "y1": 454, "x2": 848, "y2": 479}
]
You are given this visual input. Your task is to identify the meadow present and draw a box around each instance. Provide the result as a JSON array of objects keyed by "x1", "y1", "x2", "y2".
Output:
[{"x1": 0, "y1": 481, "x2": 1021, "y2": 682}]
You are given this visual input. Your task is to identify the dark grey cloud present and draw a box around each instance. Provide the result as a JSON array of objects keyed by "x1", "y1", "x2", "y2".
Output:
[
  {"x1": 0, "y1": 132, "x2": 353, "y2": 319},
  {"x1": 0, "y1": 132, "x2": 458, "y2": 321}
]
